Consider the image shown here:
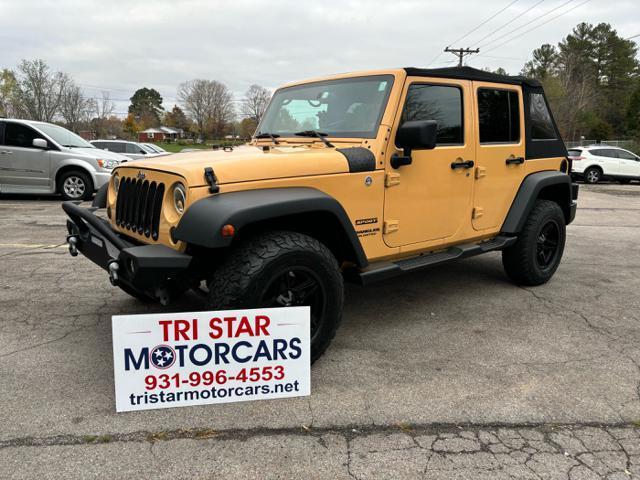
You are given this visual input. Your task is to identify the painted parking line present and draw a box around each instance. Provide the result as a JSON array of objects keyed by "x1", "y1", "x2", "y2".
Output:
[{"x1": 0, "y1": 243, "x2": 66, "y2": 249}]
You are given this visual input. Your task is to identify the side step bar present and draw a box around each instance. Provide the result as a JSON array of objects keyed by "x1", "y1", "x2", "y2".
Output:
[{"x1": 357, "y1": 235, "x2": 517, "y2": 285}]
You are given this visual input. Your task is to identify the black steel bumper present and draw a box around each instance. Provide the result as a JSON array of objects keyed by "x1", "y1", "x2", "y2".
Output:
[{"x1": 62, "y1": 202, "x2": 192, "y2": 302}]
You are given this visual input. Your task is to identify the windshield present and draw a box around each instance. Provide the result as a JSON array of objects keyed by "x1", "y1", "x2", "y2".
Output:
[
  {"x1": 140, "y1": 144, "x2": 157, "y2": 154},
  {"x1": 257, "y1": 75, "x2": 394, "y2": 139},
  {"x1": 35, "y1": 123, "x2": 94, "y2": 148}
]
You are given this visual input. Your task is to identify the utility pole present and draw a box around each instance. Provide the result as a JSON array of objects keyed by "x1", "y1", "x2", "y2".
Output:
[{"x1": 444, "y1": 47, "x2": 480, "y2": 66}]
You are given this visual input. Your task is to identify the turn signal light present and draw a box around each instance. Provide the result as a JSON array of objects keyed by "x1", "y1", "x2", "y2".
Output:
[{"x1": 221, "y1": 224, "x2": 235, "y2": 237}]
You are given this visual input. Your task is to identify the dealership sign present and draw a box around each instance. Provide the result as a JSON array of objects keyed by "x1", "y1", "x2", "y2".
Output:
[{"x1": 112, "y1": 307, "x2": 310, "y2": 412}]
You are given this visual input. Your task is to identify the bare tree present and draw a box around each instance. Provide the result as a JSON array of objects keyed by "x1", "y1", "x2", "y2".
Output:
[
  {"x1": 60, "y1": 82, "x2": 93, "y2": 132},
  {"x1": 178, "y1": 79, "x2": 235, "y2": 140},
  {"x1": 14, "y1": 59, "x2": 70, "y2": 121},
  {"x1": 92, "y1": 91, "x2": 115, "y2": 137},
  {"x1": 242, "y1": 84, "x2": 271, "y2": 123}
]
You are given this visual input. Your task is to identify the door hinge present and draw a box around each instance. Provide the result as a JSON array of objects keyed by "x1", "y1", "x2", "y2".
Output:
[
  {"x1": 385, "y1": 172, "x2": 401, "y2": 187},
  {"x1": 475, "y1": 166, "x2": 487, "y2": 179},
  {"x1": 472, "y1": 207, "x2": 484, "y2": 219},
  {"x1": 383, "y1": 220, "x2": 399, "y2": 234}
]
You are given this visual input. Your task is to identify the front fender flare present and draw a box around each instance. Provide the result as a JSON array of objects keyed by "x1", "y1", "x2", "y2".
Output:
[{"x1": 173, "y1": 187, "x2": 368, "y2": 267}]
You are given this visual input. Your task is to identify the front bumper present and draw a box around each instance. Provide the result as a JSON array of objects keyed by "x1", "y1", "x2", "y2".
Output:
[{"x1": 62, "y1": 202, "x2": 192, "y2": 303}]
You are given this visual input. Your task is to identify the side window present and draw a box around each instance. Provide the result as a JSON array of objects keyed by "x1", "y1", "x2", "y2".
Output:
[
  {"x1": 529, "y1": 93, "x2": 557, "y2": 140},
  {"x1": 93, "y1": 142, "x2": 106, "y2": 149},
  {"x1": 617, "y1": 150, "x2": 637, "y2": 160},
  {"x1": 401, "y1": 84, "x2": 463, "y2": 145},
  {"x1": 4, "y1": 123, "x2": 40, "y2": 148},
  {"x1": 125, "y1": 143, "x2": 138, "y2": 154},
  {"x1": 591, "y1": 149, "x2": 617, "y2": 158},
  {"x1": 478, "y1": 89, "x2": 520, "y2": 144},
  {"x1": 109, "y1": 142, "x2": 126, "y2": 153}
]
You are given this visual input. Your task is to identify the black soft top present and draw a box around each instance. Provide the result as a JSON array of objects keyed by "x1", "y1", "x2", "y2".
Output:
[{"x1": 404, "y1": 66, "x2": 541, "y2": 88}]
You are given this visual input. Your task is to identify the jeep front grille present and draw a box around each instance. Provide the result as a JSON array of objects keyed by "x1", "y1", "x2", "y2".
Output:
[{"x1": 115, "y1": 177, "x2": 165, "y2": 240}]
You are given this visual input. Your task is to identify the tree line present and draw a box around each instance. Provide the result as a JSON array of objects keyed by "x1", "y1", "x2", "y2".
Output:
[
  {"x1": 520, "y1": 22, "x2": 639, "y2": 143},
  {"x1": 0, "y1": 59, "x2": 272, "y2": 141}
]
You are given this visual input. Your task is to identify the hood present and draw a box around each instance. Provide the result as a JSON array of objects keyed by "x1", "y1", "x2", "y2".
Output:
[
  {"x1": 121, "y1": 145, "x2": 354, "y2": 187},
  {"x1": 70, "y1": 147, "x2": 129, "y2": 162}
]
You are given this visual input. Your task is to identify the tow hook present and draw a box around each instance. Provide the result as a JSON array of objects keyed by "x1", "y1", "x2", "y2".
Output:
[
  {"x1": 67, "y1": 235, "x2": 79, "y2": 257},
  {"x1": 108, "y1": 261, "x2": 120, "y2": 285}
]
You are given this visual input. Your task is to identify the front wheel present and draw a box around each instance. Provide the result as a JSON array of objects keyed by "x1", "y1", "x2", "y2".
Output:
[
  {"x1": 206, "y1": 231, "x2": 344, "y2": 363},
  {"x1": 59, "y1": 170, "x2": 93, "y2": 201},
  {"x1": 502, "y1": 200, "x2": 566, "y2": 286}
]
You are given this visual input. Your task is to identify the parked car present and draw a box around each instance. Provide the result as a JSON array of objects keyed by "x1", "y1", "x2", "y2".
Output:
[
  {"x1": 141, "y1": 143, "x2": 171, "y2": 156},
  {"x1": 91, "y1": 140, "x2": 162, "y2": 161},
  {"x1": 64, "y1": 66, "x2": 577, "y2": 363},
  {"x1": 0, "y1": 119, "x2": 128, "y2": 200},
  {"x1": 569, "y1": 146, "x2": 640, "y2": 184}
]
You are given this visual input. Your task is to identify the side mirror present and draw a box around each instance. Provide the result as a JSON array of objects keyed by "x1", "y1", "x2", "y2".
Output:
[
  {"x1": 392, "y1": 120, "x2": 438, "y2": 169},
  {"x1": 32, "y1": 138, "x2": 48, "y2": 149}
]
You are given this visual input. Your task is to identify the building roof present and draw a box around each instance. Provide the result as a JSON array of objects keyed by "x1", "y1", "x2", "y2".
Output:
[
  {"x1": 159, "y1": 126, "x2": 183, "y2": 134},
  {"x1": 403, "y1": 66, "x2": 541, "y2": 88},
  {"x1": 139, "y1": 128, "x2": 164, "y2": 134}
]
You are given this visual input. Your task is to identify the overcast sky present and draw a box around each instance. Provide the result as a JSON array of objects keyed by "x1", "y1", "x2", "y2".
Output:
[{"x1": 1, "y1": 0, "x2": 638, "y2": 116}]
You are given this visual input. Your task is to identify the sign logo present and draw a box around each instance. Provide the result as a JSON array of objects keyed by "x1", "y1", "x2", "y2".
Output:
[
  {"x1": 150, "y1": 345, "x2": 176, "y2": 369},
  {"x1": 136, "y1": 171, "x2": 146, "y2": 180}
]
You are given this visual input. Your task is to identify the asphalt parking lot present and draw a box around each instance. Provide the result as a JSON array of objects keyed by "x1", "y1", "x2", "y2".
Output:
[{"x1": 1, "y1": 183, "x2": 639, "y2": 479}]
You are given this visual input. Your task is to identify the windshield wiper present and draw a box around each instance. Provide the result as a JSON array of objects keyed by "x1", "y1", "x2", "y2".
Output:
[
  {"x1": 255, "y1": 132, "x2": 280, "y2": 144},
  {"x1": 294, "y1": 130, "x2": 334, "y2": 148}
]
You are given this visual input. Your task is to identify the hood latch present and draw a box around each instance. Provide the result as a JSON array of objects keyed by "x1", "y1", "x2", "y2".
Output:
[{"x1": 204, "y1": 167, "x2": 220, "y2": 193}]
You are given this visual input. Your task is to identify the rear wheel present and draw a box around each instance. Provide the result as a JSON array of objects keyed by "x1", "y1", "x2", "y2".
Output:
[
  {"x1": 206, "y1": 231, "x2": 343, "y2": 363},
  {"x1": 502, "y1": 200, "x2": 566, "y2": 286},
  {"x1": 60, "y1": 170, "x2": 93, "y2": 201},
  {"x1": 584, "y1": 167, "x2": 602, "y2": 184}
]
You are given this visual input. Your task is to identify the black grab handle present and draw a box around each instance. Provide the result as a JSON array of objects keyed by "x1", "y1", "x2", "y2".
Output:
[
  {"x1": 506, "y1": 156, "x2": 525, "y2": 165},
  {"x1": 450, "y1": 160, "x2": 475, "y2": 169}
]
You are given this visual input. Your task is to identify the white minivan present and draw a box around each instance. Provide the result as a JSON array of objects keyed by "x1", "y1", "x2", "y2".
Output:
[
  {"x1": 0, "y1": 119, "x2": 128, "y2": 200},
  {"x1": 569, "y1": 146, "x2": 640, "y2": 184}
]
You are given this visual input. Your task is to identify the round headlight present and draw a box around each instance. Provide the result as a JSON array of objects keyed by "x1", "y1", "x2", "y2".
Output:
[
  {"x1": 173, "y1": 183, "x2": 187, "y2": 215},
  {"x1": 113, "y1": 173, "x2": 120, "y2": 194}
]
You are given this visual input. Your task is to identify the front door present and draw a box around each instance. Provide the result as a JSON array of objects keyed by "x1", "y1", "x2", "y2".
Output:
[
  {"x1": 471, "y1": 83, "x2": 526, "y2": 231},
  {"x1": 383, "y1": 78, "x2": 475, "y2": 247},
  {"x1": 0, "y1": 121, "x2": 51, "y2": 193},
  {"x1": 616, "y1": 149, "x2": 640, "y2": 177}
]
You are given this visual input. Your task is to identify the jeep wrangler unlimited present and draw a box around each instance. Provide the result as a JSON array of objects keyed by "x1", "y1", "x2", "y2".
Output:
[{"x1": 63, "y1": 66, "x2": 578, "y2": 362}]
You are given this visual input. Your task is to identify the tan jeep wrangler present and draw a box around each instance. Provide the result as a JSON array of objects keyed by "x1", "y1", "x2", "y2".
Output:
[{"x1": 63, "y1": 66, "x2": 578, "y2": 362}]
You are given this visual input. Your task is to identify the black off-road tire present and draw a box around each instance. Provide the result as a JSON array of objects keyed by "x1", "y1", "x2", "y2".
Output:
[
  {"x1": 59, "y1": 170, "x2": 94, "y2": 201},
  {"x1": 207, "y1": 231, "x2": 344, "y2": 363},
  {"x1": 502, "y1": 200, "x2": 566, "y2": 286},
  {"x1": 583, "y1": 167, "x2": 602, "y2": 184}
]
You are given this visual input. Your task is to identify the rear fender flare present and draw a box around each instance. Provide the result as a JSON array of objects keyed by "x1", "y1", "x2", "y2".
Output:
[{"x1": 502, "y1": 171, "x2": 572, "y2": 233}]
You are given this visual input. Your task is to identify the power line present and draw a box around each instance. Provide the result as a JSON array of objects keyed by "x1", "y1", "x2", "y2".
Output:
[
  {"x1": 627, "y1": 34, "x2": 640, "y2": 40},
  {"x1": 471, "y1": 0, "x2": 547, "y2": 48},
  {"x1": 426, "y1": 0, "x2": 521, "y2": 67},
  {"x1": 478, "y1": 0, "x2": 575, "y2": 50},
  {"x1": 482, "y1": 0, "x2": 592, "y2": 54},
  {"x1": 446, "y1": 0, "x2": 521, "y2": 47}
]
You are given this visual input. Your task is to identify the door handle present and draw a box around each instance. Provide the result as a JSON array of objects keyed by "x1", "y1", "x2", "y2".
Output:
[
  {"x1": 451, "y1": 159, "x2": 474, "y2": 170},
  {"x1": 506, "y1": 156, "x2": 525, "y2": 165}
]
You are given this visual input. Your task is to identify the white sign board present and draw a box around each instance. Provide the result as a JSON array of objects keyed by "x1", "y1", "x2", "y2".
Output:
[{"x1": 112, "y1": 307, "x2": 310, "y2": 412}]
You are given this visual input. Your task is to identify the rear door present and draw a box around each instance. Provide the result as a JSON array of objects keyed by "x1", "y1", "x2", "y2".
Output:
[
  {"x1": 383, "y1": 77, "x2": 475, "y2": 247},
  {"x1": 588, "y1": 148, "x2": 620, "y2": 175},
  {"x1": 0, "y1": 121, "x2": 51, "y2": 193},
  {"x1": 472, "y1": 83, "x2": 526, "y2": 231}
]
